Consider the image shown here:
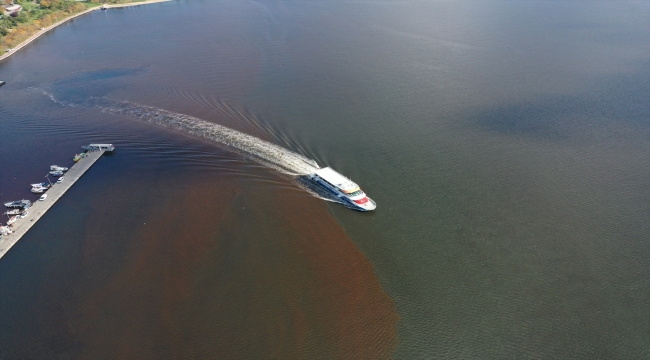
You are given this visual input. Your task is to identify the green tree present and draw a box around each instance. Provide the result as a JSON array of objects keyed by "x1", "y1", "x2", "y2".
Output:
[{"x1": 15, "y1": 12, "x2": 28, "y2": 23}]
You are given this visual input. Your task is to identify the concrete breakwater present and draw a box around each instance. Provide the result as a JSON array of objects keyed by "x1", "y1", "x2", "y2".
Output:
[{"x1": 0, "y1": 150, "x2": 105, "y2": 260}]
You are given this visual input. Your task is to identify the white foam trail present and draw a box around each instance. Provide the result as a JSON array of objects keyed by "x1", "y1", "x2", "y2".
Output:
[
  {"x1": 43, "y1": 91, "x2": 351, "y2": 205},
  {"x1": 89, "y1": 98, "x2": 320, "y2": 175}
]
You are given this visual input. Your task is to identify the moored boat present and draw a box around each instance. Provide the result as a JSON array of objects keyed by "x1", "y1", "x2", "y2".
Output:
[
  {"x1": 30, "y1": 182, "x2": 50, "y2": 188},
  {"x1": 4, "y1": 200, "x2": 31, "y2": 209},
  {"x1": 31, "y1": 181, "x2": 50, "y2": 193}
]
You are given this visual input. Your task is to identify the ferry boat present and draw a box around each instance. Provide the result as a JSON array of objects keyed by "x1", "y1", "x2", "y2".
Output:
[{"x1": 308, "y1": 167, "x2": 376, "y2": 211}]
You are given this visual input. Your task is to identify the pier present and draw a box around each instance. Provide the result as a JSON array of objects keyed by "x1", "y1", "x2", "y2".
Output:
[{"x1": 0, "y1": 149, "x2": 106, "y2": 260}]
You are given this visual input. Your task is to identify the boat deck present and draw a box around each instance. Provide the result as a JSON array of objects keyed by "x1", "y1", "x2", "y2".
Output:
[{"x1": 0, "y1": 150, "x2": 105, "y2": 260}]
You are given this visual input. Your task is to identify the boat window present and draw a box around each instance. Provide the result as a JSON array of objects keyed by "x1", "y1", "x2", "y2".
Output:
[{"x1": 347, "y1": 190, "x2": 364, "y2": 197}]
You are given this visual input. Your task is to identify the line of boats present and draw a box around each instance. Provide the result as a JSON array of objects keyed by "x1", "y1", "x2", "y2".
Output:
[
  {"x1": 1, "y1": 164, "x2": 68, "y2": 233},
  {"x1": 1, "y1": 144, "x2": 115, "y2": 238},
  {"x1": 3, "y1": 200, "x2": 31, "y2": 233},
  {"x1": 0, "y1": 199, "x2": 29, "y2": 235},
  {"x1": 29, "y1": 165, "x2": 67, "y2": 194}
]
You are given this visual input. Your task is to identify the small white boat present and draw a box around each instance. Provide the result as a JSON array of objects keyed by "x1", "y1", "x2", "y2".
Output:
[
  {"x1": 31, "y1": 187, "x2": 45, "y2": 194},
  {"x1": 50, "y1": 165, "x2": 68, "y2": 172},
  {"x1": 4, "y1": 209, "x2": 21, "y2": 215},
  {"x1": 31, "y1": 182, "x2": 50, "y2": 191},
  {"x1": 56, "y1": 177, "x2": 64, "y2": 184},
  {"x1": 39, "y1": 194, "x2": 47, "y2": 201},
  {"x1": 4, "y1": 200, "x2": 31, "y2": 208},
  {"x1": 7, "y1": 216, "x2": 18, "y2": 225},
  {"x1": 49, "y1": 170, "x2": 64, "y2": 176}
]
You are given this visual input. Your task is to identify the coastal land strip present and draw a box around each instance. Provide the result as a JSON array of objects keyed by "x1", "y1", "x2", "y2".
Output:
[{"x1": 0, "y1": 0, "x2": 171, "y2": 63}]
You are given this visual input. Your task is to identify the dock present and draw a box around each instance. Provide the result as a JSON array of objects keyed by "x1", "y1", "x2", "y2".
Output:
[{"x1": 0, "y1": 149, "x2": 106, "y2": 260}]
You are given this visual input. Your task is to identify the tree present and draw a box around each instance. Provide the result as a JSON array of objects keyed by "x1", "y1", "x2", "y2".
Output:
[{"x1": 15, "y1": 12, "x2": 28, "y2": 23}]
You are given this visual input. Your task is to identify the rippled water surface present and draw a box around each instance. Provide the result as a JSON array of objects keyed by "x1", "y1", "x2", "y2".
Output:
[{"x1": 0, "y1": 0, "x2": 648, "y2": 358}]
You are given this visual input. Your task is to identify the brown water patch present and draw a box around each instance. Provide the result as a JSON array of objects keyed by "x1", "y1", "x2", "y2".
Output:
[
  {"x1": 271, "y1": 186, "x2": 400, "y2": 359},
  {"x1": 72, "y1": 176, "x2": 240, "y2": 359},
  {"x1": 184, "y1": 178, "x2": 399, "y2": 359},
  {"x1": 68, "y1": 169, "x2": 397, "y2": 359}
]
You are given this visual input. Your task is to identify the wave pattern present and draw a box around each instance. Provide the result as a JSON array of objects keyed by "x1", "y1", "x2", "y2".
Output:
[
  {"x1": 87, "y1": 98, "x2": 320, "y2": 176},
  {"x1": 42, "y1": 91, "x2": 346, "y2": 204}
]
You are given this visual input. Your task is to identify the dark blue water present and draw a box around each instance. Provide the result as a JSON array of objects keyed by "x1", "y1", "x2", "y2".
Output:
[{"x1": 1, "y1": 0, "x2": 648, "y2": 358}]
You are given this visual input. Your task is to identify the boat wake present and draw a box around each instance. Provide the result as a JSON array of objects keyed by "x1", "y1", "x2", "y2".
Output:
[
  {"x1": 56, "y1": 94, "x2": 320, "y2": 176},
  {"x1": 41, "y1": 90, "x2": 359, "y2": 206}
]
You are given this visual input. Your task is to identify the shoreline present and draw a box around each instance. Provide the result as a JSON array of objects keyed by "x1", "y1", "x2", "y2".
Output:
[{"x1": 0, "y1": 0, "x2": 171, "y2": 62}]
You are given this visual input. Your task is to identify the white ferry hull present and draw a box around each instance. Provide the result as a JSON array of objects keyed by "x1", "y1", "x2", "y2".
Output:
[{"x1": 308, "y1": 172, "x2": 376, "y2": 212}]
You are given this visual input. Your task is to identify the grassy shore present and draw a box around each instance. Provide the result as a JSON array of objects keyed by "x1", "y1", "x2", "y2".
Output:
[{"x1": 0, "y1": 0, "x2": 168, "y2": 54}]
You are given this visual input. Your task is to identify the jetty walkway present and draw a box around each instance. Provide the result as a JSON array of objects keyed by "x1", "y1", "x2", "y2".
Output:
[{"x1": 0, "y1": 150, "x2": 105, "y2": 260}]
